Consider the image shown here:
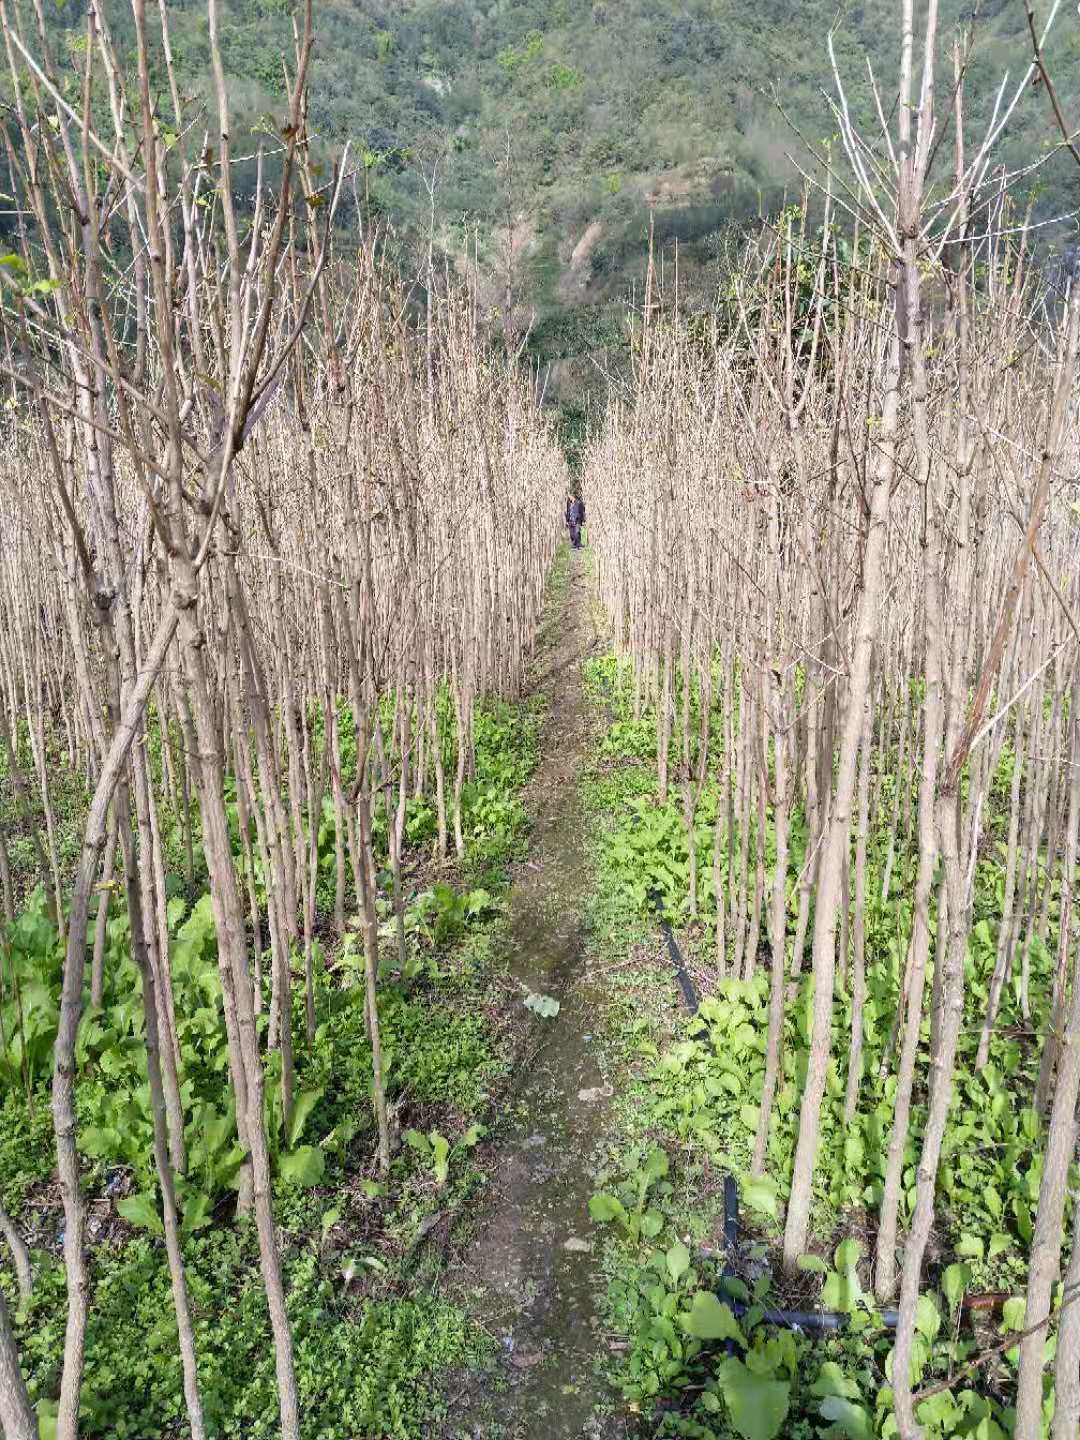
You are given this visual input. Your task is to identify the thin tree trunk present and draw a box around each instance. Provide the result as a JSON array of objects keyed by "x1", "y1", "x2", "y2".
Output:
[
  {"x1": 844, "y1": 698, "x2": 873, "y2": 1123},
  {"x1": 876, "y1": 461, "x2": 946, "y2": 1301},
  {"x1": 976, "y1": 705, "x2": 1028, "y2": 1068},
  {"x1": 1050, "y1": 1183, "x2": 1080, "y2": 1440},
  {"x1": 0, "y1": 1284, "x2": 35, "y2": 1440},
  {"x1": 782, "y1": 342, "x2": 898, "y2": 1269},
  {"x1": 90, "y1": 805, "x2": 119, "y2": 1008},
  {"x1": 0, "y1": 1201, "x2": 31, "y2": 1303},
  {"x1": 0, "y1": 825, "x2": 13, "y2": 924},
  {"x1": 357, "y1": 792, "x2": 391, "y2": 1174},
  {"x1": 118, "y1": 797, "x2": 206, "y2": 1439},
  {"x1": 175, "y1": 591, "x2": 300, "y2": 1440},
  {"x1": 1013, "y1": 673, "x2": 1080, "y2": 1438},
  {"x1": 52, "y1": 602, "x2": 180, "y2": 1440},
  {"x1": 753, "y1": 666, "x2": 790, "y2": 1175}
]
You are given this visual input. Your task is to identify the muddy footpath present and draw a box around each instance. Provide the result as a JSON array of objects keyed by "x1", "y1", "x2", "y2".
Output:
[{"x1": 443, "y1": 548, "x2": 631, "y2": 1440}]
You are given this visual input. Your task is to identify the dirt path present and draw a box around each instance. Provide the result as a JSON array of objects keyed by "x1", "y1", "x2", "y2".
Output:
[{"x1": 446, "y1": 548, "x2": 625, "y2": 1439}]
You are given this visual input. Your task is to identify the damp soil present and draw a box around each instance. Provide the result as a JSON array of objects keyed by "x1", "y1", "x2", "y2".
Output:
[{"x1": 443, "y1": 548, "x2": 630, "y2": 1440}]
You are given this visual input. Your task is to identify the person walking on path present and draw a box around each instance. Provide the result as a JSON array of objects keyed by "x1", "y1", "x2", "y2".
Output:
[{"x1": 565, "y1": 491, "x2": 586, "y2": 549}]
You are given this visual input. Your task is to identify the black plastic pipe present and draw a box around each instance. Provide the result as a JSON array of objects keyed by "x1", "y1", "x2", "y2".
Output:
[
  {"x1": 719, "y1": 1163, "x2": 900, "y2": 1334},
  {"x1": 728, "y1": 1297, "x2": 901, "y2": 1333},
  {"x1": 649, "y1": 888, "x2": 702, "y2": 1018}
]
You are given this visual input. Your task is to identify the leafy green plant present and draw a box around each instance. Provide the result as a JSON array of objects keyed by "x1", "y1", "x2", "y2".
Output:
[
  {"x1": 608, "y1": 1235, "x2": 801, "y2": 1438},
  {"x1": 412, "y1": 884, "x2": 498, "y2": 947},
  {"x1": 0, "y1": 893, "x2": 61, "y2": 1090},
  {"x1": 264, "y1": 1061, "x2": 326, "y2": 1188},
  {"x1": 820, "y1": 1238, "x2": 869, "y2": 1315},
  {"x1": 589, "y1": 1146, "x2": 670, "y2": 1245},
  {"x1": 699, "y1": 1345, "x2": 795, "y2": 1440},
  {"x1": 9, "y1": 1227, "x2": 483, "y2": 1439},
  {"x1": 404, "y1": 1124, "x2": 484, "y2": 1188},
  {"x1": 610, "y1": 1241, "x2": 706, "y2": 1401},
  {"x1": 602, "y1": 795, "x2": 709, "y2": 915}
]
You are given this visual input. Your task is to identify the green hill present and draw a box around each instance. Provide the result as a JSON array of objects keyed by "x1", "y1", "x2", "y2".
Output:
[{"x1": 27, "y1": 0, "x2": 1080, "y2": 375}]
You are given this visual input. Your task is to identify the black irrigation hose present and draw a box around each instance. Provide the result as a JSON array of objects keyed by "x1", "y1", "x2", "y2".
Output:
[
  {"x1": 729, "y1": 1299, "x2": 901, "y2": 1333},
  {"x1": 719, "y1": 1144, "x2": 901, "y2": 1335},
  {"x1": 649, "y1": 891, "x2": 902, "y2": 1340},
  {"x1": 649, "y1": 888, "x2": 702, "y2": 1020}
]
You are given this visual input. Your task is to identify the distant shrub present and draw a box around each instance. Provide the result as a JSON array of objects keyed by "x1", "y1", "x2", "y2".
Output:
[
  {"x1": 546, "y1": 62, "x2": 583, "y2": 90},
  {"x1": 498, "y1": 29, "x2": 543, "y2": 74}
]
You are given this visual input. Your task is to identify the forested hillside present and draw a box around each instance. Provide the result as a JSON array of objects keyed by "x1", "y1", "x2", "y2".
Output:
[{"x1": 24, "y1": 0, "x2": 1080, "y2": 364}]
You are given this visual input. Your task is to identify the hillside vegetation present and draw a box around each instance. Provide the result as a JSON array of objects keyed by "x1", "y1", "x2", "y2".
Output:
[{"x1": 27, "y1": 0, "x2": 1080, "y2": 363}]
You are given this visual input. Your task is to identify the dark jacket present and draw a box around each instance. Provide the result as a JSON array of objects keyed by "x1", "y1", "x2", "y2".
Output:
[{"x1": 566, "y1": 497, "x2": 585, "y2": 526}]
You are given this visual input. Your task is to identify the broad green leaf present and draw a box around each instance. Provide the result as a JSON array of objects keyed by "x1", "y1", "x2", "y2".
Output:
[
  {"x1": 973, "y1": 1418, "x2": 1008, "y2": 1440},
  {"x1": 915, "y1": 1293, "x2": 941, "y2": 1343},
  {"x1": 178, "y1": 892, "x2": 215, "y2": 946},
  {"x1": 80, "y1": 1126, "x2": 121, "y2": 1159},
  {"x1": 822, "y1": 1244, "x2": 863, "y2": 1311},
  {"x1": 341, "y1": 1252, "x2": 387, "y2": 1284},
  {"x1": 588, "y1": 1192, "x2": 625, "y2": 1223},
  {"x1": 956, "y1": 1234, "x2": 985, "y2": 1261},
  {"x1": 116, "y1": 1192, "x2": 163, "y2": 1236},
  {"x1": 885, "y1": 1332, "x2": 931, "y2": 1388},
  {"x1": 682, "y1": 1291, "x2": 746, "y2": 1345},
  {"x1": 666, "y1": 1241, "x2": 691, "y2": 1286},
  {"x1": 36, "y1": 1400, "x2": 58, "y2": 1440},
  {"x1": 1013, "y1": 1198, "x2": 1033, "y2": 1244},
  {"x1": 404, "y1": 1129, "x2": 431, "y2": 1155},
  {"x1": 757, "y1": 1328, "x2": 798, "y2": 1379},
  {"x1": 321, "y1": 1206, "x2": 341, "y2": 1238},
  {"x1": 740, "y1": 1176, "x2": 778, "y2": 1220},
  {"x1": 181, "y1": 1189, "x2": 212, "y2": 1236},
  {"x1": 796, "y1": 1253, "x2": 829, "y2": 1274},
  {"x1": 739, "y1": 1103, "x2": 759, "y2": 1131},
  {"x1": 715, "y1": 1356, "x2": 790, "y2": 1440},
  {"x1": 942, "y1": 1262, "x2": 971, "y2": 1313},
  {"x1": 721, "y1": 1275, "x2": 751, "y2": 1304},
  {"x1": 279, "y1": 1145, "x2": 325, "y2": 1187},
  {"x1": 643, "y1": 1148, "x2": 669, "y2": 1183},
  {"x1": 649, "y1": 1313, "x2": 680, "y2": 1352},
  {"x1": 811, "y1": 1361, "x2": 862, "y2": 1400},
  {"x1": 834, "y1": 1238, "x2": 862, "y2": 1272},
  {"x1": 431, "y1": 1132, "x2": 450, "y2": 1186},
  {"x1": 640, "y1": 1210, "x2": 664, "y2": 1239},
  {"x1": 915, "y1": 1392, "x2": 963, "y2": 1428},
  {"x1": 819, "y1": 1396, "x2": 874, "y2": 1440},
  {"x1": 843, "y1": 1133, "x2": 865, "y2": 1168},
  {"x1": 202, "y1": 1106, "x2": 235, "y2": 1157},
  {"x1": 1001, "y1": 1296, "x2": 1026, "y2": 1332},
  {"x1": 287, "y1": 1087, "x2": 324, "y2": 1149}
]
